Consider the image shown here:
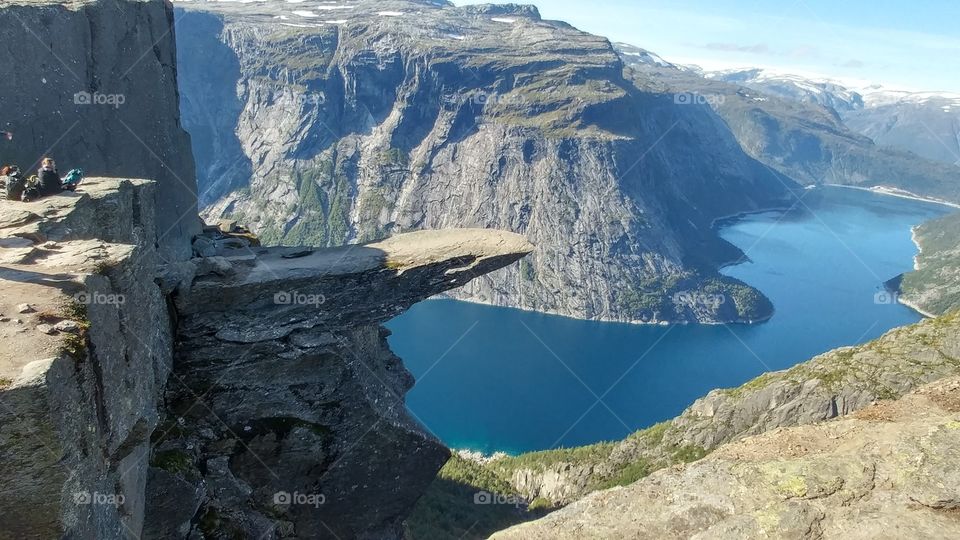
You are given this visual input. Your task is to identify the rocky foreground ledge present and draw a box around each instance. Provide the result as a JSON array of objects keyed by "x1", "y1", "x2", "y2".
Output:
[
  {"x1": 0, "y1": 179, "x2": 532, "y2": 539},
  {"x1": 494, "y1": 375, "x2": 960, "y2": 539}
]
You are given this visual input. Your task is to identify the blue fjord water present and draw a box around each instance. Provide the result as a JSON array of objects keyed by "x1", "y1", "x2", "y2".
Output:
[{"x1": 386, "y1": 187, "x2": 954, "y2": 455}]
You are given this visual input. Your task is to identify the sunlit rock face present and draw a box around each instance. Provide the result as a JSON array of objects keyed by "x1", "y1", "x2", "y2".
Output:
[
  {"x1": 0, "y1": 0, "x2": 199, "y2": 261},
  {"x1": 175, "y1": 0, "x2": 796, "y2": 325}
]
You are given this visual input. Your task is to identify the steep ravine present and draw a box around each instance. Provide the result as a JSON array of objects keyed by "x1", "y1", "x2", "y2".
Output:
[{"x1": 174, "y1": 0, "x2": 797, "y2": 325}]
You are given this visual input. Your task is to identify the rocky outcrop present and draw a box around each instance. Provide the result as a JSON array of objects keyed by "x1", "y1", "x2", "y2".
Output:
[
  {"x1": 148, "y1": 229, "x2": 532, "y2": 539},
  {"x1": 493, "y1": 375, "x2": 960, "y2": 539},
  {"x1": 174, "y1": 0, "x2": 794, "y2": 325},
  {"x1": 0, "y1": 178, "x2": 531, "y2": 539},
  {"x1": 0, "y1": 0, "x2": 198, "y2": 260}
]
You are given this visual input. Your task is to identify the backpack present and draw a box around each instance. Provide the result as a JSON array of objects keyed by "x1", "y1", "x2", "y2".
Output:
[
  {"x1": 21, "y1": 175, "x2": 39, "y2": 202},
  {"x1": 3, "y1": 166, "x2": 25, "y2": 201},
  {"x1": 61, "y1": 168, "x2": 84, "y2": 191}
]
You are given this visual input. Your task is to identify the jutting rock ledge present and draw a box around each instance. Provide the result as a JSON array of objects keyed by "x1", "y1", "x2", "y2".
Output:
[{"x1": 0, "y1": 178, "x2": 532, "y2": 539}]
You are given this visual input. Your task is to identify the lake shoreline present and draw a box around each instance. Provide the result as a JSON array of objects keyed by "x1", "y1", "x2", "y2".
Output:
[
  {"x1": 431, "y1": 294, "x2": 771, "y2": 327},
  {"x1": 897, "y1": 296, "x2": 938, "y2": 319},
  {"x1": 824, "y1": 183, "x2": 960, "y2": 209},
  {"x1": 438, "y1": 186, "x2": 952, "y2": 328},
  {"x1": 894, "y1": 226, "x2": 938, "y2": 319}
]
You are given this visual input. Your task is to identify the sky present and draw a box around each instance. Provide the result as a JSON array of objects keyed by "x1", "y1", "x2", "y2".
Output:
[{"x1": 455, "y1": 0, "x2": 960, "y2": 92}]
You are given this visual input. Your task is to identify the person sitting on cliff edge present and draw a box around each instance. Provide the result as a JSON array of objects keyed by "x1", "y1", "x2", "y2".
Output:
[
  {"x1": 21, "y1": 157, "x2": 64, "y2": 202},
  {"x1": 19, "y1": 157, "x2": 84, "y2": 201},
  {"x1": 36, "y1": 157, "x2": 63, "y2": 197}
]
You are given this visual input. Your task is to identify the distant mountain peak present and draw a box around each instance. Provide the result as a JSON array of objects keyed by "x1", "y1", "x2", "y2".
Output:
[
  {"x1": 611, "y1": 42, "x2": 685, "y2": 71},
  {"x1": 460, "y1": 3, "x2": 541, "y2": 20}
]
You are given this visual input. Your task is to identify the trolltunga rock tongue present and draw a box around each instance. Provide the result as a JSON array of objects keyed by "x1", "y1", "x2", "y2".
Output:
[
  {"x1": 175, "y1": 229, "x2": 534, "y2": 342},
  {"x1": 153, "y1": 229, "x2": 533, "y2": 539}
]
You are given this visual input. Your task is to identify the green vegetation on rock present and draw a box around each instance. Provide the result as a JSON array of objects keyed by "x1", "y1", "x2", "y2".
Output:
[
  {"x1": 899, "y1": 212, "x2": 960, "y2": 316},
  {"x1": 231, "y1": 159, "x2": 355, "y2": 247},
  {"x1": 150, "y1": 449, "x2": 194, "y2": 476},
  {"x1": 405, "y1": 455, "x2": 547, "y2": 540}
]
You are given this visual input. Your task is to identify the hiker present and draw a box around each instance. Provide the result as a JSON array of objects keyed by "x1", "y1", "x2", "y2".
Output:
[
  {"x1": 17, "y1": 158, "x2": 85, "y2": 202},
  {"x1": 36, "y1": 157, "x2": 63, "y2": 197}
]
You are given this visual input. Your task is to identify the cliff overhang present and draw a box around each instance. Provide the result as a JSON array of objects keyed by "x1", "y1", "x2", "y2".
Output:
[{"x1": 0, "y1": 179, "x2": 533, "y2": 538}]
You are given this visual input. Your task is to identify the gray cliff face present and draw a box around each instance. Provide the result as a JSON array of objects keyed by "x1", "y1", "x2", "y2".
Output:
[
  {"x1": 843, "y1": 97, "x2": 960, "y2": 167},
  {"x1": 0, "y1": 179, "x2": 173, "y2": 539},
  {"x1": 0, "y1": 0, "x2": 199, "y2": 260},
  {"x1": 0, "y1": 2, "x2": 536, "y2": 537},
  {"x1": 173, "y1": 0, "x2": 794, "y2": 325}
]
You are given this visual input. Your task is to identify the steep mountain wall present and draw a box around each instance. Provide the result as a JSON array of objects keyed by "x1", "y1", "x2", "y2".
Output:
[
  {"x1": 0, "y1": 3, "x2": 534, "y2": 535},
  {"x1": 844, "y1": 99, "x2": 960, "y2": 167},
  {"x1": 0, "y1": 0, "x2": 199, "y2": 260},
  {"x1": 703, "y1": 67, "x2": 960, "y2": 167},
  {"x1": 174, "y1": 0, "x2": 797, "y2": 325}
]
